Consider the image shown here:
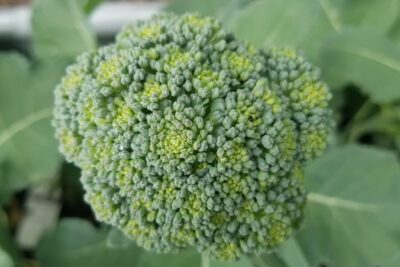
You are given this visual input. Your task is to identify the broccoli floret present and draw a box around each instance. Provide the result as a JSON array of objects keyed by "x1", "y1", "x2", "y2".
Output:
[{"x1": 53, "y1": 13, "x2": 333, "y2": 261}]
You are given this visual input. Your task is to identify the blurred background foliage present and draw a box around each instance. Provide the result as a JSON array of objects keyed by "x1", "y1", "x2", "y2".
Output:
[{"x1": 0, "y1": 0, "x2": 400, "y2": 266}]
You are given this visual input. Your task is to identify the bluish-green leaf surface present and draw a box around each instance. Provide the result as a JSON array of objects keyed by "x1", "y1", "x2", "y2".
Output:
[
  {"x1": 321, "y1": 29, "x2": 400, "y2": 103},
  {"x1": 0, "y1": 53, "x2": 66, "y2": 204},
  {"x1": 295, "y1": 145, "x2": 400, "y2": 266},
  {"x1": 32, "y1": 0, "x2": 97, "y2": 60}
]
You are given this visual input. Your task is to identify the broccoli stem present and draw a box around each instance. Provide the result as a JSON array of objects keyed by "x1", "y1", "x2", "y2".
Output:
[
  {"x1": 202, "y1": 253, "x2": 210, "y2": 267},
  {"x1": 346, "y1": 101, "x2": 374, "y2": 141}
]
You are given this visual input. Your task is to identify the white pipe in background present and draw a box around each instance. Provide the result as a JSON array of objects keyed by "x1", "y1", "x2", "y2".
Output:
[
  {"x1": 0, "y1": 5, "x2": 30, "y2": 39},
  {"x1": 0, "y1": 2, "x2": 165, "y2": 40}
]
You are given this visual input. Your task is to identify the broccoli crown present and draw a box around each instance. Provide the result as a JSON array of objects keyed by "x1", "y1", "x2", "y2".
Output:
[{"x1": 53, "y1": 13, "x2": 332, "y2": 260}]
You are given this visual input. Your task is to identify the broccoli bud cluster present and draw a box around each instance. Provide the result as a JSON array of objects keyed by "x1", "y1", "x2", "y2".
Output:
[{"x1": 53, "y1": 13, "x2": 333, "y2": 260}]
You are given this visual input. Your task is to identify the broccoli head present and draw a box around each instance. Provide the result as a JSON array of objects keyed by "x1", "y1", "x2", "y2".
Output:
[{"x1": 53, "y1": 13, "x2": 333, "y2": 260}]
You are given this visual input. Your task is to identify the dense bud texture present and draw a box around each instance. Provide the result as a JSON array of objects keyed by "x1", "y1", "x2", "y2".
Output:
[{"x1": 53, "y1": 13, "x2": 333, "y2": 260}]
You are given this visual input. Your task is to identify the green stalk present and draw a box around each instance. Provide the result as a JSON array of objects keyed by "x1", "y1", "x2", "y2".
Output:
[
  {"x1": 345, "y1": 101, "x2": 374, "y2": 142},
  {"x1": 202, "y1": 254, "x2": 210, "y2": 267},
  {"x1": 252, "y1": 255, "x2": 270, "y2": 267}
]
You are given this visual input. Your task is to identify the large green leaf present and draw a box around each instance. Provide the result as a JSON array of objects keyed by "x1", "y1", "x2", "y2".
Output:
[
  {"x1": 321, "y1": 29, "x2": 400, "y2": 103},
  {"x1": 37, "y1": 219, "x2": 144, "y2": 267},
  {"x1": 106, "y1": 227, "x2": 133, "y2": 249},
  {"x1": 390, "y1": 15, "x2": 400, "y2": 46},
  {"x1": 0, "y1": 54, "x2": 66, "y2": 203},
  {"x1": 339, "y1": 0, "x2": 399, "y2": 32},
  {"x1": 254, "y1": 254, "x2": 286, "y2": 267},
  {"x1": 106, "y1": 227, "x2": 252, "y2": 267},
  {"x1": 230, "y1": 0, "x2": 319, "y2": 47},
  {"x1": 229, "y1": 0, "x2": 399, "y2": 63},
  {"x1": 294, "y1": 145, "x2": 400, "y2": 266},
  {"x1": 391, "y1": 26, "x2": 400, "y2": 46},
  {"x1": 32, "y1": 0, "x2": 97, "y2": 60},
  {"x1": 139, "y1": 250, "x2": 253, "y2": 267},
  {"x1": 229, "y1": 0, "x2": 349, "y2": 63},
  {"x1": 254, "y1": 239, "x2": 310, "y2": 267},
  {"x1": 137, "y1": 249, "x2": 201, "y2": 267},
  {"x1": 210, "y1": 257, "x2": 253, "y2": 267},
  {"x1": 39, "y1": 219, "x2": 255, "y2": 267},
  {"x1": 293, "y1": 0, "x2": 345, "y2": 63},
  {"x1": 274, "y1": 239, "x2": 309, "y2": 267}
]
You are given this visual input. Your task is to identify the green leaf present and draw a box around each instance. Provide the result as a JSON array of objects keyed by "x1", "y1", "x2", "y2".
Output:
[
  {"x1": 321, "y1": 29, "x2": 400, "y2": 103},
  {"x1": 38, "y1": 219, "x2": 204, "y2": 267},
  {"x1": 390, "y1": 14, "x2": 400, "y2": 46},
  {"x1": 0, "y1": 53, "x2": 66, "y2": 202},
  {"x1": 37, "y1": 219, "x2": 143, "y2": 267},
  {"x1": 254, "y1": 254, "x2": 287, "y2": 267},
  {"x1": 32, "y1": 0, "x2": 97, "y2": 60},
  {"x1": 230, "y1": 0, "x2": 320, "y2": 47},
  {"x1": 339, "y1": 0, "x2": 399, "y2": 32},
  {"x1": 229, "y1": 0, "x2": 347, "y2": 63},
  {"x1": 137, "y1": 249, "x2": 201, "y2": 267},
  {"x1": 165, "y1": 0, "x2": 254, "y2": 24},
  {"x1": 229, "y1": 0, "x2": 399, "y2": 63},
  {"x1": 275, "y1": 239, "x2": 309, "y2": 267},
  {"x1": 294, "y1": 0, "x2": 344, "y2": 63},
  {"x1": 0, "y1": 248, "x2": 13, "y2": 267},
  {"x1": 391, "y1": 25, "x2": 400, "y2": 46},
  {"x1": 139, "y1": 252, "x2": 253, "y2": 267},
  {"x1": 255, "y1": 239, "x2": 309, "y2": 267},
  {"x1": 79, "y1": 0, "x2": 104, "y2": 14},
  {"x1": 106, "y1": 227, "x2": 133, "y2": 249},
  {"x1": 210, "y1": 257, "x2": 253, "y2": 267},
  {"x1": 295, "y1": 145, "x2": 400, "y2": 266}
]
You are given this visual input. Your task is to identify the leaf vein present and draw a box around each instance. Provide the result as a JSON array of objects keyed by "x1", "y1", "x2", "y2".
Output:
[
  {"x1": 318, "y1": 0, "x2": 341, "y2": 32},
  {"x1": 67, "y1": 0, "x2": 96, "y2": 51},
  {"x1": 308, "y1": 192, "x2": 379, "y2": 212},
  {"x1": 327, "y1": 45, "x2": 400, "y2": 72},
  {"x1": 0, "y1": 108, "x2": 52, "y2": 147}
]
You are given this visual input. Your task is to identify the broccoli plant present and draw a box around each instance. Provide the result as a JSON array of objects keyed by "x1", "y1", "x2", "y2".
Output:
[
  {"x1": 53, "y1": 13, "x2": 332, "y2": 261},
  {"x1": 2, "y1": 0, "x2": 400, "y2": 266}
]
